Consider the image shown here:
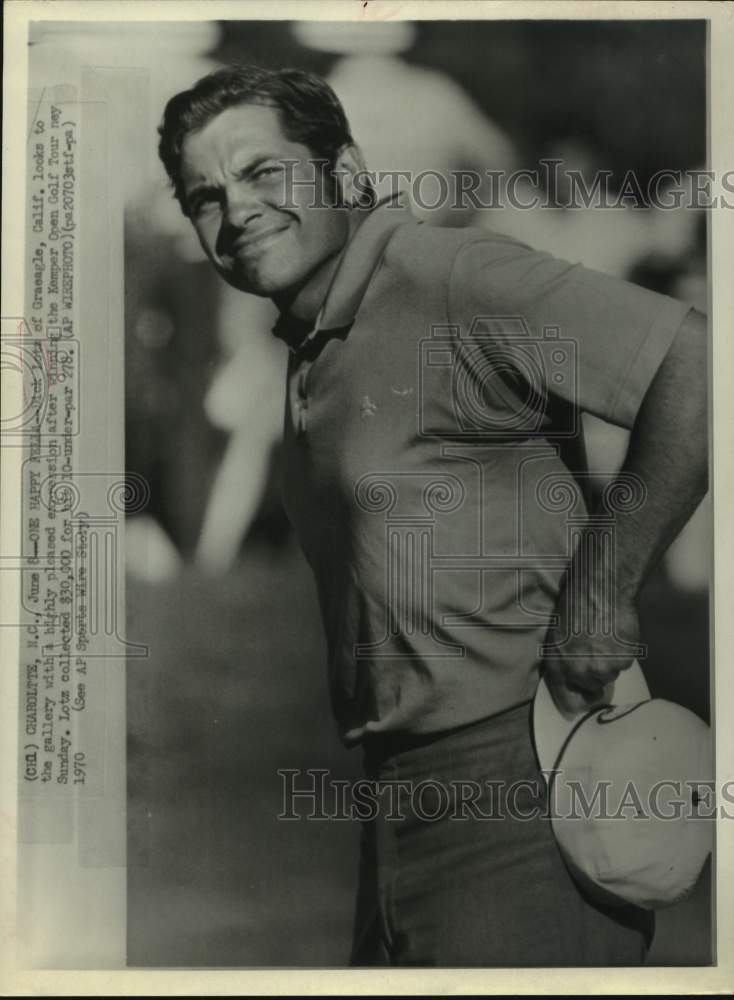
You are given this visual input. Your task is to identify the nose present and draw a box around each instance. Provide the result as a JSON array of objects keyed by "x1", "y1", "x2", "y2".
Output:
[
  {"x1": 222, "y1": 181, "x2": 263, "y2": 231},
  {"x1": 217, "y1": 182, "x2": 263, "y2": 257}
]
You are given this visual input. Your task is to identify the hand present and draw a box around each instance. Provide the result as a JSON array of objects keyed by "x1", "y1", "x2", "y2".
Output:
[{"x1": 542, "y1": 583, "x2": 641, "y2": 718}]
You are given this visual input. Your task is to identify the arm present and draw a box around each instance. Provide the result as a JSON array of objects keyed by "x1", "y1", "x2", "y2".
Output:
[{"x1": 544, "y1": 307, "x2": 708, "y2": 715}]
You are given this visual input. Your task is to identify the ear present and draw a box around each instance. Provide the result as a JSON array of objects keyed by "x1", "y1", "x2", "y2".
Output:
[{"x1": 333, "y1": 143, "x2": 372, "y2": 208}]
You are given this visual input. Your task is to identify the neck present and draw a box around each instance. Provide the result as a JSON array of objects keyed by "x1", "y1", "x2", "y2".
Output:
[
  {"x1": 272, "y1": 246, "x2": 343, "y2": 323},
  {"x1": 272, "y1": 210, "x2": 365, "y2": 323}
]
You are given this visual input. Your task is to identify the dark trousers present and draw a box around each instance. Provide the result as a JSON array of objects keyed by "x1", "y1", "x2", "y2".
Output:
[{"x1": 351, "y1": 700, "x2": 654, "y2": 967}]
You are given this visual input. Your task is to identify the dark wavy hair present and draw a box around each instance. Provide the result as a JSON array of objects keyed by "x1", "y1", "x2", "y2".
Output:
[{"x1": 158, "y1": 64, "x2": 355, "y2": 215}]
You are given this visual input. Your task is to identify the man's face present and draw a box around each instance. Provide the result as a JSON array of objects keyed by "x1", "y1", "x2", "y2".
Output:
[{"x1": 180, "y1": 103, "x2": 351, "y2": 299}]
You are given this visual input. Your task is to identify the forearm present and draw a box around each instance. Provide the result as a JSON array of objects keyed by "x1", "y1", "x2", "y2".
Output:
[
  {"x1": 579, "y1": 307, "x2": 709, "y2": 600},
  {"x1": 545, "y1": 308, "x2": 708, "y2": 710}
]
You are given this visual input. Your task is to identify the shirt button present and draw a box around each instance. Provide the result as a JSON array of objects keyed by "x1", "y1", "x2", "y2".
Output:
[{"x1": 293, "y1": 398, "x2": 308, "y2": 433}]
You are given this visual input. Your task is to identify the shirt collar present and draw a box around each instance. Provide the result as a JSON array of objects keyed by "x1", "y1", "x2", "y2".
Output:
[{"x1": 273, "y1": 192, "x2": 415, "y2": 353}]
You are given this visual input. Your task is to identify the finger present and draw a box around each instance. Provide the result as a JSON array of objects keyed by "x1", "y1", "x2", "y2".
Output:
[
  {"x1": 546, "y1": 672, "x2": 614, "y2": 719},
  {"x1": 561, "y1": 659, "x2": 622, "y2": 693},
  {"x1": 548, "y1": 684, "x2": 593, "y2": 719},
  {"x1": 544, "y1": 655, "x2": 617, "y2": 694}
]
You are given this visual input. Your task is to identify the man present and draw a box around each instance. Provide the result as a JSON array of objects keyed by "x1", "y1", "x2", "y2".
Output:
[{"x1": 158, "y1": 65, "x2": 707, "y2": 966}]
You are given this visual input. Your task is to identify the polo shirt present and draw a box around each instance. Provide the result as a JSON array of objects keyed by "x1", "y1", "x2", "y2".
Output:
[{"x1": 278, "y1": 195, "x2": 690, "y2": 747}]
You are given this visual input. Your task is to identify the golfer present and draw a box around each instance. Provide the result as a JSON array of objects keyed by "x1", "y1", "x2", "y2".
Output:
[{"x1": 158, "y1": 65, "x2": 707, "y2": 966}]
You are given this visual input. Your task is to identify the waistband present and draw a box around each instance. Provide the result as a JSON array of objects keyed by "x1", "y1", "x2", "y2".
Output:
[{"x1": 361, "y1": 698, "x2": 533, "y2": 771}]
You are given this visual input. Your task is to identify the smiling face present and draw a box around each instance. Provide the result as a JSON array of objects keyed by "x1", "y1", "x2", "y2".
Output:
[{"x1": 180, "y1": 103, "x2": 352, "y2": 308}]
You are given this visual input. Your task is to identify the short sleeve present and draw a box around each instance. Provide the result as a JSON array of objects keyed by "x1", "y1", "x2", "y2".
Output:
[{"x1": 447, "y1": 232, "x2": 691, "y2": 428}]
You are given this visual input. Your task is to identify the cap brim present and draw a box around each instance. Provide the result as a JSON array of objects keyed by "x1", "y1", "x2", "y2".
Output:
[{"x1": 533, "y1": 659, "x2": 651, "y2": 777}]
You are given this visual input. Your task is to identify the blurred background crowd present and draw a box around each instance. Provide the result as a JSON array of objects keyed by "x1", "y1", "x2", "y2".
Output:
[{"x1": 33, "y1": 18, "x2": 711, "y2": 967}]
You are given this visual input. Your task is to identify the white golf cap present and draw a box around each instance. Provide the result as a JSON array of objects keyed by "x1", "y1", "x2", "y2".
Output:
[{"x1": 533, "y1": 661, "x2": 714, "y2": 910}]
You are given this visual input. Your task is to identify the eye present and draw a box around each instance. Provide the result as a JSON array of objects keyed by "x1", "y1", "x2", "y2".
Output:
[
  {"x1": 253, "y1": 165, "x2": 282, "y2": 181},
  {"x1": 189, "y1": 191, "x2": 220, "y2": 219}
]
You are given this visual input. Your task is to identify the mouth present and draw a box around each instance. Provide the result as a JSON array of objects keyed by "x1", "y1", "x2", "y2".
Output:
[{"x1": 232, "y1": 224, "x2": 290, "y2": 258}]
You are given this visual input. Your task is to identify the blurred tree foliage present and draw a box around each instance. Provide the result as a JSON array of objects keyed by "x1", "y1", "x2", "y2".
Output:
[{"x1": 215, "y1": 19, "x2": 706, "y2": 196}]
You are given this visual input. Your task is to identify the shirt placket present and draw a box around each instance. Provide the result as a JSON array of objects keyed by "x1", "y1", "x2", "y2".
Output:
[
  {"x1": 288, "y1": 306, "x2": 324, "y2": 437},
  {"x1": 290, "y1": 359, "x2": 313, "y2": 436}
]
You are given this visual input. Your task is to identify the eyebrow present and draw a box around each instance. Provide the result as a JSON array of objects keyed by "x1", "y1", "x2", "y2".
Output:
[{"x1": 184, "y1": 153, "x2": 286, "y2": 205}]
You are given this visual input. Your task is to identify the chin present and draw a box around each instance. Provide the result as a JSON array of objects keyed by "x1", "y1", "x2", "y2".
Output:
[{"x1": 223, "y1": 260, "x2": 304, "y2": 299}]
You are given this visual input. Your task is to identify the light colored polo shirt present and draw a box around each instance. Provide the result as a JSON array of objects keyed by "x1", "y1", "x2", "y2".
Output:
[{"x1": 278, "y1": 196, "x2": 690, "y2": 746}]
